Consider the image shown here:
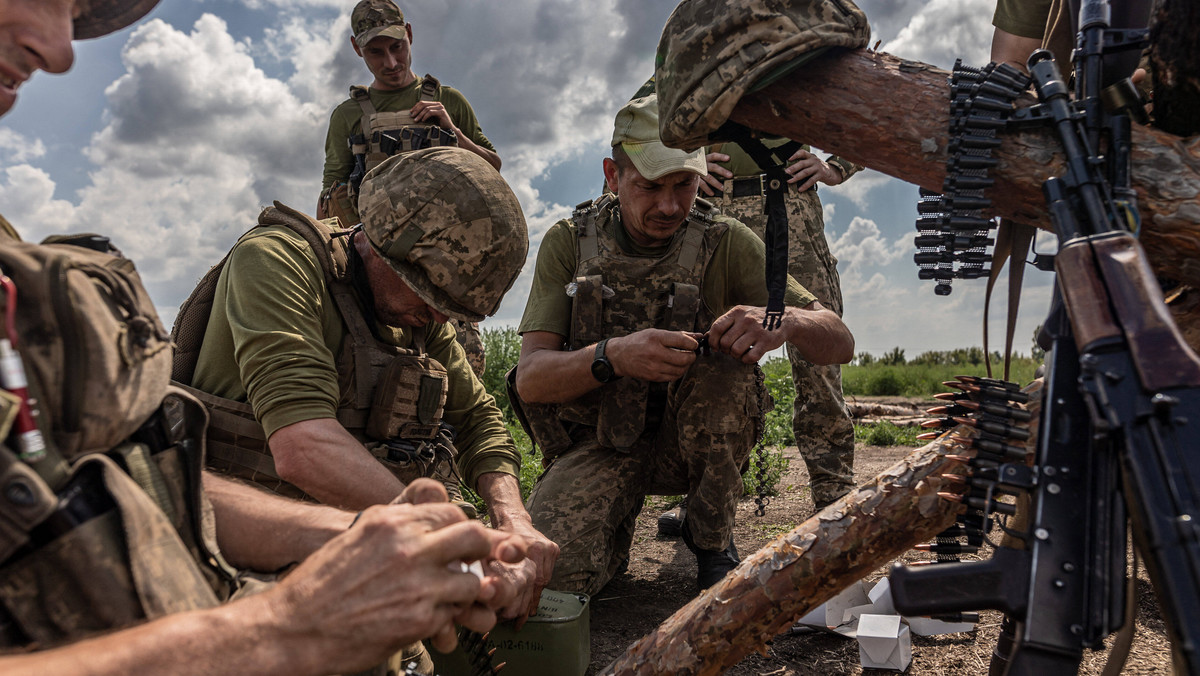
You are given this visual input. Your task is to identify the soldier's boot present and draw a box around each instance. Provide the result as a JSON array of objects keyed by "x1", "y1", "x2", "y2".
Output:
[
  {"x1": 811, "y1": 481, "x2": 854, "y2": 513},
  {"x1": 657, "y1": 502, "x2": 687, "y2": 537},
  {"x1": 682, "y1": 520, "x2": 740, "y2": 591},
  {"x1": 429, "y1": 443, "x2": 478, "y2": 520}
]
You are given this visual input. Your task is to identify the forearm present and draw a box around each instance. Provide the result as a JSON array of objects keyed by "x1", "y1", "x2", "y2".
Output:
[
  {"x1": 0, "y1": 595, "x2": 308, "y2": 676},
  {"x1": 269, "y1": 418, "x2": 405, "y2": 510},
  {"x1": 990, "y1": 27, "x2": 1042, "y2": 72},
  {"x1": 784, "y1": 305, "x2": 855, "y2": 365},
  {"x1": 515, "y1": 338, "x2": 602, "y2": 404},
  {"x1": 455, "y1": 135, "x2": 501, "y2": 171},
  {"x1": 203, "y1": 472, "x2": 353, "y2": 571},
  {"x1": 476, "y1": 472, "x2": 530, "y2": 529}
]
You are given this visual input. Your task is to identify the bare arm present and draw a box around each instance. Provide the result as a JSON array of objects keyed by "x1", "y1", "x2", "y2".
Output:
[
  {"x1": 990, "y1": 26, "x2": 1042, "y2": 72},
  {"x1": 202, "y1": 472, "x2": 354, "y2": 571},
  {"x1": 515, "y1": 329, "x2": 700, "y2": 404},
  {"x1": 0, "y1": 499, "x2": 526, "y2": 676},
  {"x1": 411, "y1": 101, "x2": 502, "y2": 171},
  {"x1": 268, "y1": 418, "x2": 405, "y2": 510},
  {"x1": 707, "y1": 301, "x2": 854, "y2": 366}
]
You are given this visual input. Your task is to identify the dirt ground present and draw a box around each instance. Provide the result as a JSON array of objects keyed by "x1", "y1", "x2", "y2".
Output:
[{"x1": 585, "y1": 441, "x2": 1174, "y2": 675}]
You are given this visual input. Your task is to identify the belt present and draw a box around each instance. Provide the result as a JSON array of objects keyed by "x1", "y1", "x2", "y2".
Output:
[{"x1": 728, "y1": 174, "x2": 816, "y2": 198}]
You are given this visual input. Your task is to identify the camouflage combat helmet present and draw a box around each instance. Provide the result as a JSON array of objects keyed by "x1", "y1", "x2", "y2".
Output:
[
  {"x1": 654, "y1": 0, "x2": 870, "y2": 151},
  {"x1": 358, "y1": 146, "x2": 528, "y2": 323},
  {"x1": 74, "y1": 0, "x2": 162, "y2": 40}
]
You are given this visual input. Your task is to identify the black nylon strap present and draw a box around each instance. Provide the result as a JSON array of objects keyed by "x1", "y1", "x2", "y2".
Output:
[{"x1": 717, "y1": 122, "x2": 796, "y2": 330}]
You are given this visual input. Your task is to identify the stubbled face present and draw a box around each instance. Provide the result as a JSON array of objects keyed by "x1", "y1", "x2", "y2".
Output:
[
  {"x1": 355, "y1": 233, "x2": 449, "y2": 327},
  {"x1": 0, "y1": 0, "x2": 78, "y2": 117},
  {"x1": 603, "y1": 156, "x2": 701, "y2": 247},
  {"x1": 352, "y1": 28, "x2": 415, "y2": 92}
]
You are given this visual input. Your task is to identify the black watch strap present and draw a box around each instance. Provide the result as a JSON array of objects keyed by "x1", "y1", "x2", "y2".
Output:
[{"x1": 591, "y1": 338, "x2": 617, "y2": 383}]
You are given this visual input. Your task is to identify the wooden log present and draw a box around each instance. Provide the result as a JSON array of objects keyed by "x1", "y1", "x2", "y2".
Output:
[
  {"x1": 599, "y1": 433, "x2": 971, "y2": 676},
  {"x1": 728, "y1": 49, "x2": 1200, "y2": 286}
]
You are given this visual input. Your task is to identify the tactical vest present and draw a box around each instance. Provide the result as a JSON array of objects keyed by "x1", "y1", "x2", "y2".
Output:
[
  {"x1": 0, "y1": 237, "x2": 236, "y2": 649},
  {"x1": 518, "y1": 195, "x2": 737, "y2": 455},
  {"x1": 170, "y1": 203, "x2": 450, "y2": 500}
]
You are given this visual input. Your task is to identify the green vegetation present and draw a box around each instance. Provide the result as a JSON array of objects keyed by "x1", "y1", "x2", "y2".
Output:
[{"x1": 471, "y1": 330, "x2": 1028, "y2": 511}]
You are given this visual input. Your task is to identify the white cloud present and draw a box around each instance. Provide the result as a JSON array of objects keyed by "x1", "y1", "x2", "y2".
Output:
[
  {"x1": 0, "y1": 129, "x2": 46, "y2": 164},
  {"x1": 881, "y1": 0, "x2": 995, "y2": 69}
]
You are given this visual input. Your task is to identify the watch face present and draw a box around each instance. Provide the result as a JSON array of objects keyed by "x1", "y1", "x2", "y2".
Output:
[{"x1": 591, "y1": 357, "x2": 614, "y2": 383}]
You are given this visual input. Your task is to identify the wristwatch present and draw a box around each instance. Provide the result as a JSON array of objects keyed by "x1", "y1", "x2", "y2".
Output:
[{"x1": 591, "y1": 338, "x2": 618, "y2": 383}]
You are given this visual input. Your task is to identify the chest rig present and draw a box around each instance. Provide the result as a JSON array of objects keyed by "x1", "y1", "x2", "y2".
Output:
[
  {"x1": 347, "y1": 76, "x2": 459, "y2": 200},
  {"x1": 528, "y1": 195, "x2": 729, "y2": 454},
  {"x1": 170, "y1": 203, "x2": 449, "y2": 500}
]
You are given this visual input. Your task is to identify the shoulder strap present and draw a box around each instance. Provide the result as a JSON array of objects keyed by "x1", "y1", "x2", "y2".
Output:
[
  {"x1": 350, "y1": 86, "x2": 376, "y2": 151},
  {"x1": 418, "y1": 74, "x2": 441, "y2": 101},
  {"x1": 573, "y1": 197, "x2": 609, "y2": 264}
]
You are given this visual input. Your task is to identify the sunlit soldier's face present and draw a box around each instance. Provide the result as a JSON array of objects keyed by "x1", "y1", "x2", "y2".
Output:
[
  {"x1": 0, "y1": 0, "x2": 78, "y2": 117},
  {"x1": 352, "y1": 27, "x2": 414, "y2": 92},
  {"x1": 603, "y1": 157, "x2": 701, "y2": 248}
]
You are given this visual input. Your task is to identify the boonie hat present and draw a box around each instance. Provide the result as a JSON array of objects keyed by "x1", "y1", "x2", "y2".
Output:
[
  {"x1": 74, "y1": 0, "x2": 161, "y2": 40},
  {"x1": 655, "y1": 0, "x2": 870, "y2": 151},
  {"x1": 353, "y1": 0, "x2": 408, "y2": 48},
  {"x1": 611, "y1": 94, "x2": 707, "y2": 181},
  {"x1": 357, "y1": 147, "x2": 528, "y2": 323}
]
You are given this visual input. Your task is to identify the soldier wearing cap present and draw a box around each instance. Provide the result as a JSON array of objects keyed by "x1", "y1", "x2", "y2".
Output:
[
  {"x1": 512, "y1": 94, "x2": 854, "y2": 594},
  {"x1": 319, "y1": 0, "x2": 500, "y2": 378},
  {"x1": 177, "y1": 146, "x2": 558, "y2": 626},
  {"x1": 0, "y1": 1, "x2": 529, "y2": 673}
]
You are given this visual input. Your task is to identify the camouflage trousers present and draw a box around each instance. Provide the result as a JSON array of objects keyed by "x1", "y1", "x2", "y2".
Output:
[
  {"x1": 526, "y1": 353, "x2": 769, "y2": 596},
  {"x1": 450, "y1": 318, "x2": 486, "y2": 379},
  {"x1": 716, "y1": 182, "x2": 855, "y2": 508}
]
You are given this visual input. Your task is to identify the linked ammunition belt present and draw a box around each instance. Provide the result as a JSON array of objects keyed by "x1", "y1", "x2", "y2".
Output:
[
  {"x1": 908, "y1": 374, "x2": 1033, "y2": 625},
  {"x1": 914, "y1": 61, "x2": 1032, "y2": 296}
]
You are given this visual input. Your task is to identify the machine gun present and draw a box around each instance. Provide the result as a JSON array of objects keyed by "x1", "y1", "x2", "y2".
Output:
[{"x1": 889, "y1": 1, "x2": 1200, "y2": 673}]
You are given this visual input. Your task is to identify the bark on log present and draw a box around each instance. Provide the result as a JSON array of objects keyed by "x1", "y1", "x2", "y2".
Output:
[
  {"x1": 728, "y1": 49, "x2": 1200, "y2": 287},
  {"x1": 599, "y1": 434, "x2": 971, "y2": 676}
]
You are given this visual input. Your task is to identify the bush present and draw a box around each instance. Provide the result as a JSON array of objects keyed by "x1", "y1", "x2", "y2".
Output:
[{"x1": 856, "y1": 421, "x2": 920, "y2": 447}]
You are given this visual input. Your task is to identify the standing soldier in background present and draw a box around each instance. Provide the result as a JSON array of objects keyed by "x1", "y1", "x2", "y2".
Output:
[
  {"x1": 699, "y1": 140, "x2": 859, "y2": 514},
  {"x1": 319, "y1": 0, "x2": 500, "y2": 378},
  {"x1": 0, "y1": 2, "x2": 526, "y2": 674}
]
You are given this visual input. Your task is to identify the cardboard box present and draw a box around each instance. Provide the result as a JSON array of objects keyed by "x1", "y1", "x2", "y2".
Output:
[
  {"x1": 856, "y1": 613, "x2": 913, "y2": 671},
  {"x1": 794, "y1": 580, "x2": 870, "y2": 630},
  {"x1": 430, "y1": 589, "x2": 590, "y2": 676},
  {"x1": 906, "y1": 616, "x2": 976, "y2": 637}
]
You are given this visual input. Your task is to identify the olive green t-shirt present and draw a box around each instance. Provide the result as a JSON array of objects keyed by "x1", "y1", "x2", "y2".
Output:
[
  {"x1": 191, "y1": 222, "x2": 519, "y2": 488},
  {"x1": 993, "y1": 0, "x2": 1054, "y2": 39},
  {"x1": 518, "y1": 205, "x2": 817, "y2": 337},
  {"x1": 322, "y1": 76, "x2": 496, "y2": 190}
]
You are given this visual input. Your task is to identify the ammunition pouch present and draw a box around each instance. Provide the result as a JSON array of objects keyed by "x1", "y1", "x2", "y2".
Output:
[
  {"x1": 366, "y1": 422, "x2": 459, "y2": 487},
  {"x1": 366, "y1": 353, "x2": 447, "y2": 442}
]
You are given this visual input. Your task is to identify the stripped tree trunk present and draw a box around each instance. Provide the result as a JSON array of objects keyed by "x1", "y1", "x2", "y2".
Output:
[
  {"x1": 599, "y1": 434, "x2": 971, "y2": 676},
  {"x1": 728, "y1": 49, "x2": 1200, "y2": 288}
]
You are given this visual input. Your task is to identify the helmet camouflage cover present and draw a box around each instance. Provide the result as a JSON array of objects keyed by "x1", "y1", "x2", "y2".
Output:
[
  {"x1": 74, "y1": 0, "x2": 162, "y2": 40},
  {"x1": 654, "y1": 0, "x2": 870, "y2": 151},
  {"x1": 357, "y1": 146, "x2": 528, "y2": 323}
]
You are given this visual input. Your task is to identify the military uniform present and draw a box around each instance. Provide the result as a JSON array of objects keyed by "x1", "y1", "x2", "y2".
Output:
[
  {"x1": 712, "y1": 141, "x2": 858, "y2": 509},
  {"x1": 173, "y1": 203, "x2": 520, "y2": 507},
  {"x1": 518, "y1": 196, "x2": 815, "y2": 595}
]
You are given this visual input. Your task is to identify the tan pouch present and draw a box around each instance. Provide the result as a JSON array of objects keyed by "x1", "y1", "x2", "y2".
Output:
[{"x1": 366, "y1": 354, "x2": 448, "y2": 441}]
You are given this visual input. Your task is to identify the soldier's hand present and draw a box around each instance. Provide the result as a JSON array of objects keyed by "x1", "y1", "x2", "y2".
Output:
[
  {"x1": 785, "y1": 148, "x2": 841, "y2": 191},
  {"x1": 265, "y1": 499, "x2": 524, "y2": 671},
  {"x1": 609, "y1": 329, "x2": 698, "y2": 381},
  {"x1": 411, "y1": 101, "x2": 456, "y2": 132},
  {"x1": 707, "y1": 305, "x2": 788, "y2": 364},
  {"x1": 490, "y1": 521, "x2": 560, "y2": 630},
  {"x1": 699, "y1": 151, "x2": 731, "y2": 197}
]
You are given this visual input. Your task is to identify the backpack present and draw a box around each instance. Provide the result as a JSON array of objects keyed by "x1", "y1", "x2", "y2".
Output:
[{"x1": 0, "y1": 235, "x2": 171, "y2": 464}]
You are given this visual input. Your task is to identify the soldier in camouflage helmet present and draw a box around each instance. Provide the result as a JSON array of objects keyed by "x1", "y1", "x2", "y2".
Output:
[
  {"x1": 319, "y1": 0, "x2": 501, "y2": 379},
  {"x1": 0, "y1": 1, "x2": 530, "y2": 673},
  {"x1": 513, "y1": 95, "x2": 854, "y2": 594},
  {"x1": 180, "y1": 146, "x2": 558, "y2": 627}
]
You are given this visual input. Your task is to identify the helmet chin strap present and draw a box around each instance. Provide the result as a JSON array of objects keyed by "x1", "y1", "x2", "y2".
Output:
[{"x1": 714, "y1": 121, "x2": 804, "y2": 330}]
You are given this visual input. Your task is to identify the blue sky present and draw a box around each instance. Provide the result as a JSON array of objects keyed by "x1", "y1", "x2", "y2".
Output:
[{"x1": 1, "y1": 0, "x2": 1056, "y2": 358}]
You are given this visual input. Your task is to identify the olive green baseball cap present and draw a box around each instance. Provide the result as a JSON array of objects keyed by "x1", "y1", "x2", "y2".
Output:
[
  {"x1": 357, "y1": 147, "x2": 529, "y2": 323},
  {"x1": 352, "y1": 0, "x2": 408, "y2": 48},
  {"x1": 74, "y1": 0, "x2": 161, "y2": 40},
  {"x1": 610, "y1": 94, "x2": 707, "y2": 181}
]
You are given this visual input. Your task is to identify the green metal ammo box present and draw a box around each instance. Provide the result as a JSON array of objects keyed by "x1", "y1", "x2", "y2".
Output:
[{"x1": 429, "y1": 589, "x2": 590, "y2": 676}]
